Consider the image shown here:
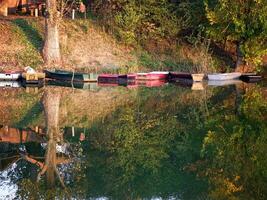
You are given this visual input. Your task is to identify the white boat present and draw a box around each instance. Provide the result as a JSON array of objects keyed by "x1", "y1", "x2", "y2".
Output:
[
  {"x1": 0, "y1": 71, "x2": 22, "y2": 80},
  {"x1": 208, "y1": 72, "x2": 241, "y2": 81}
]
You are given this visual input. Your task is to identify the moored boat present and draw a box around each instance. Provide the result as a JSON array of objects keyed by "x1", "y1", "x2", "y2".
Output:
[
  {"x1": 192, "y1": 73, "x2": 205, "y2": 82},
  {"x1": 44, "y1": 69, "x2": 98, "y2": 82},
  {"x1": 0, "y1": 71, "x2": 22, "y2": 81},
  {"x1": 22, "y1": 72, "x2": 46, "y2": 83},
  {"x1": 136, "y1": 71, "x2": 169, "y2": 80},
  {"x1": 208, "y1": 72, "x2": 241, "y2": 81},
  {"x1": 240, "y1": 73, "x2": 262, "y2": 83},
  {"x1": 169, "y1": 72, "x2": 192, "y2": 80},
  {"x1": 98, "y1": 74, "x2": 136, "y2": 84}
]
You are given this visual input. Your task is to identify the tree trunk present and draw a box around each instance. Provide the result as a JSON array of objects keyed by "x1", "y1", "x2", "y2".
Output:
[
  {"x1": 42, "y1": 0, "x2": 61, "y2": 65},
  {"x1": 235, "y1": 41, "x2": 245, "y2": 72}
]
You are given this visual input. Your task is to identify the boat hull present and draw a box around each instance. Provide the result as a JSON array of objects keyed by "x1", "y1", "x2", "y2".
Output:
[
  {"x1": 136, "y1": 72, "x2": 169, "y2": 80},
  {"x1": 208, "y1": 73, "x2": 241, "y2": 81},
  {"x1": 98, "y1": 74, "x2": 135, "y2": 85},
  {"x1": 169, "y1": 72, "x2": 192, "y2": 80},
  {"x1": 240, "y1": 74, "x2": 262, "y2": 83},
  {"x1": 0, "y1": 73, "x2": 21, "y2": 80},
  {"x1": 44, "y1": 70, "x2": 98, "y2": 82}
]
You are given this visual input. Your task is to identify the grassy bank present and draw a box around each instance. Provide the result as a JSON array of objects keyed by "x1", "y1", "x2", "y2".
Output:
[{"x1": 0, "y1": 16, "x2": 239, "y2": 73}]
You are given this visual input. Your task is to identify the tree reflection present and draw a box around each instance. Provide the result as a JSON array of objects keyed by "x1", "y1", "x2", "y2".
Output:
[
  {"x1": 17, "y1": 89, "x2": 70, "y2": 199},
  {"x1": 202, "y1": 85, "x2": 267, "y2": 200}
]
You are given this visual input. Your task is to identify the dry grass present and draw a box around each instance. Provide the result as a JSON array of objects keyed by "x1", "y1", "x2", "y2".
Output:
[
  {"x1": 59, "y1": 19, "x2": 136, "y2": 72},
  {"x1": 0, "y1": 16, "x2": 138, "y2": 71}
]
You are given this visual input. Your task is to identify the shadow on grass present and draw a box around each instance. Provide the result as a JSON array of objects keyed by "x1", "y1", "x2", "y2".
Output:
[{"x1": 12, "y1": 18, "x2": 43, "y2": 51}]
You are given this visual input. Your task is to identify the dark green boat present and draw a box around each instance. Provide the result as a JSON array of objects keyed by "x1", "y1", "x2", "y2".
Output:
[{"x1": 44, "y1": 69, "x2": 98, "y2": 82}]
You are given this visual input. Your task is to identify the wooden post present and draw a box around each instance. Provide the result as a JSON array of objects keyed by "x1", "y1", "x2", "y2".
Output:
[{"x1": 72, "y1": 9, "x2": 75, "y2": 20}]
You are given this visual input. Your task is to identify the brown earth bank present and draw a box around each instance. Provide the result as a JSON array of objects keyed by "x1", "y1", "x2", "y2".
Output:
[{"x1": 0, "y1": 15, "x2": 137, "y2": 72}]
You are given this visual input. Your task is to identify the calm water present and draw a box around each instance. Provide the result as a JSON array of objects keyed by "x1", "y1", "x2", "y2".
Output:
[{"x1": 0, "y1": 81, "x2": 266, "y2": 200}]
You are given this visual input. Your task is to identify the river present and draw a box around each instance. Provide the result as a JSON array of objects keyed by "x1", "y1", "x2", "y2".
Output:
[{"x1": 0, "y1": 80, "x2": 266, "y2": 200}]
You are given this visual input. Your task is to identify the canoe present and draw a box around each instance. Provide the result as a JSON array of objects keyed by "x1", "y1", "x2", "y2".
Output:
[
  {"x1": 44, "y1": 69, "x2": 98, "y2": 82},
  {"x1": 0, "y1": 71, "x2": 22, "y2": 80},
  {"x1": 169, "y1": 72, "x2": 192, "y2": 80},
  {"x1": 240, "y1": 73, "x2": 262, "y2": 83},
  {"x1": 136, "y1": 71, "x2": 169, "y2": 80},
  {"x1": 208, "y1": 72, "x2": 241, "y2": 81}
]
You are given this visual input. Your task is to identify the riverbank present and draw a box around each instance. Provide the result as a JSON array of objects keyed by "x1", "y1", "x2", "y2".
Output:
[
  {"x1": 0, "y1": 16, "x2": 136, "y2": 72},
  {"x1": 0, "y1": 16, "x2": 266, "y2": 73}
]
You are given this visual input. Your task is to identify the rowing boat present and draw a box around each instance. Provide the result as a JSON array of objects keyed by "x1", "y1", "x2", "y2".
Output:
[
  {"x1": 136, "y1": 71, "x2": 169, "y2": 80},
  {"x1": 169, "y1": 72, "x2": 192, "y2": 80},
  {"x1": 240, "y1": 73, "x2": 262, "y2": 83},
  {"x1": 208, "y1": 72, "x2": 241, "y2": 81},
  {"x1": 98, "y1": 74, "x2": 136, "y2": 84},
  {"x1": 44, "y1": 69, "x2": 98, "y2": 82},
  {"x1": 0, "y1": 71, "x2": 22, "y2": 80}
]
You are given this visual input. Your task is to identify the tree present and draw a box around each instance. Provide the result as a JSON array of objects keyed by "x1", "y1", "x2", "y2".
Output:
[
  {"x1": 204, "y1": 0, "x2": 267, "y2": 71},
  {"x1": 42, "y1": 0, "x2": 61, "y2": 65}
]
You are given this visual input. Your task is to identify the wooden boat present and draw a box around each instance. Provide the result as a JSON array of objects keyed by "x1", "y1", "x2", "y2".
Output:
[
  {"x1": 0, "y1": 71, "x2": 22, "y2": 80},
  {"x1": 208, "y1": 72, "x2": 241, "y2": 81},
  {"x1": 192, "y1": 73, "x2": 205, "y2": 82},
  {"x1": 136, "y1": 71, "x2": 169, "y2": 80},
  {"x1": 44, "y1": 69, "x2": 98, "y2": 82},
  {"x1": 22, "y1": 72, "x2": 46, "y2": 84},
  {"x1": 169, "y1": 72, "x2": 192, "y2": 80},
  {"x1": 240, "y1": 73, "x2": 262, "y2": 83}
]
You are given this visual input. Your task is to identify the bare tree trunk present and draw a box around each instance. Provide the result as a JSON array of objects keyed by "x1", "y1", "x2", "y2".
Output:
[{"x1": 43, "y1": 0, "x2": 61, "y2": 65}]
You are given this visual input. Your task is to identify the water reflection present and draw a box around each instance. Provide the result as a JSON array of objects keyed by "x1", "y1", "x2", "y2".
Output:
[{"x1": 0, "y1": 81, "x2": 266, "y2": 199}]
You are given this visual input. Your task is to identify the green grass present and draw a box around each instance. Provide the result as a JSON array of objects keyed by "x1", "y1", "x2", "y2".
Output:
[{"x1": 11, "y1": 18, "x2": 44, "y2": 68}]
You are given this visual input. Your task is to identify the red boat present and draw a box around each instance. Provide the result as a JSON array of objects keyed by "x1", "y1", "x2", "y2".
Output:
[
  {"x1": 136, "y1": 71, "x2": 169, "y2": 80},
  {"x1": 98, "y1": 74, "x2": 136, "y2": 84}
]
